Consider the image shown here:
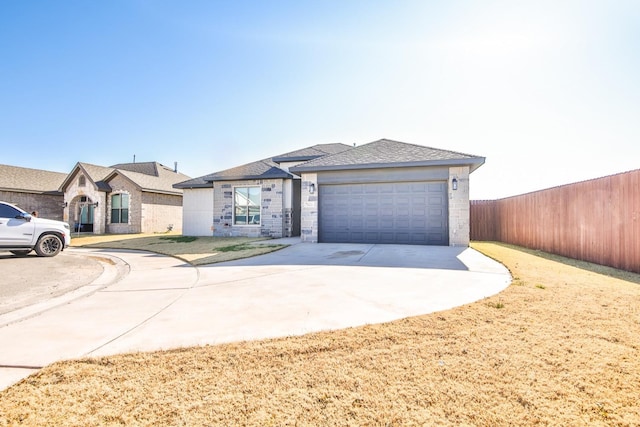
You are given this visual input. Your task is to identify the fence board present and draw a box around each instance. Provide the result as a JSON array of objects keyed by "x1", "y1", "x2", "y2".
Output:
[{"x1": 471, "y1": 169, "x2": 640, "y2": 274}]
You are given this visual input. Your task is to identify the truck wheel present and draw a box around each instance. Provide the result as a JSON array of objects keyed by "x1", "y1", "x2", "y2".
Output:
[
  {"x1": 34, "y1": 234, "x2": 63, "y2": 257},
  {"x1": 10, "y1": 250, "x2": 31, "y2": 256}
]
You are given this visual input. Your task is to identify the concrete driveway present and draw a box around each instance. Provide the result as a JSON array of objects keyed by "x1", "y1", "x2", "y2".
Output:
[{"x1": 0, "y1": 241, "x2": 511, "y2": 390}]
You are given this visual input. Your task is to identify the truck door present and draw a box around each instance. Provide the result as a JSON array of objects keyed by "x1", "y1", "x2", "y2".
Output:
[{"x1": 0, "y1": 204, "x2": 36, "y2": 246}]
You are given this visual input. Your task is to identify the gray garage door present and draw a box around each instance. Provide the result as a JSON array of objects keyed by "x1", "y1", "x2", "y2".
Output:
[{"x1": 319, "y1": 181, "x2": 448, "y2": 245}]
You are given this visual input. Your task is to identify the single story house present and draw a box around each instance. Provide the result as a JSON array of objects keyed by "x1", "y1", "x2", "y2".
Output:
[
  {"x1": 60, "y1": 161, "x2": 191, "y2": 234},
  {"x1": 175, "y1": 139, "x2": 484, "y2": 246},
  {"x1": 0, "y1": 164, "x2": 67, "y2": 220}
]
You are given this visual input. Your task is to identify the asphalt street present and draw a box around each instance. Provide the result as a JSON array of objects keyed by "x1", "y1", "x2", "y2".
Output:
[{"x1": 0, "y1": 251, "x2": 103, "y2": 316}]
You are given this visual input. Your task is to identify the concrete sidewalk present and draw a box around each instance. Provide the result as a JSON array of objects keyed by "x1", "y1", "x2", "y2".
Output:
[{"x1": 0, "y1": 243, "x2": 511, "y2": 390}]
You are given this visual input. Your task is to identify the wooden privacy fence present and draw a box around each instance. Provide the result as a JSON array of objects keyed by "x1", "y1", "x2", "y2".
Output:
[{"x1": 471, "y1": 169, "x2": 640, "y2": 274}]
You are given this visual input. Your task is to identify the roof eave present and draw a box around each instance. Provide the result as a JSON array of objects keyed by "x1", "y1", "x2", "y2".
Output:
[
  {"x1": 173, "y1": 182, "x2": 213, "y2": 189},
  {"x1": 138, "y1": 188, "x2": 183, "y2": 196},
  {"x1": 290, "y1": 157, "x2": 486, "y2": 174},
  {"x1": 204, "y1": 173, "x2": 294, "y2": 183},
  {"x1": 0, "y1": 187, "x2": 62, "y2": 195},
  {"x1": 272, "y1": 155, "x2": 324, "y2": 163}
]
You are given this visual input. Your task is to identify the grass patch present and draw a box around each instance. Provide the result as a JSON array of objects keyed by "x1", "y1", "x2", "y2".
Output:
[
  {"x1": 1, "y1": 242, "x2": 639, "y2": 425},
  {"x1": 486, "y1": 300, "x2": 505, "y2": 309},
  {"x1": 71, "y1": 234, "x2": 287, "y2": 265},
  {"x1": 158, "y1": 235, "x2": 198, "y2": 243},
  {"x1": 217, "y1": 243, "x2": 255, "y2": 252}
]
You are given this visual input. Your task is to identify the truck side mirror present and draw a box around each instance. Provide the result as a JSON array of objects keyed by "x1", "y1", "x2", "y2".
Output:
[{"x1": 16, "y1": 212, "x2": 32, "y2": 222}]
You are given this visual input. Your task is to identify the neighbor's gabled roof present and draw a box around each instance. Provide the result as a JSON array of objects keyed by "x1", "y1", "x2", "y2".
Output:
[
  {"x1": 110, "y1": 161, "x2": 162, "y2": 177},
  {"x1": 61, "y1": 162, "x2": 190, "y2": 195},
  {"x1": 0, "y1": 164, "x2": 67, "y2": 194},
  {"x1": 104, "y1": 163, "x2": 191, "y2": 195},
  {"x1": 290, "y1": 139, "x2": 485, "y2": 173}
]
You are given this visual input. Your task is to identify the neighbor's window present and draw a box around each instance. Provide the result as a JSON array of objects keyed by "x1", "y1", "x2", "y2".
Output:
[
  {"x1": 234, "y1": 187, "x2": 261, "y2": 225},
  {"x1": 111, "y1": 193, "x2": 129, "y2": 224}
]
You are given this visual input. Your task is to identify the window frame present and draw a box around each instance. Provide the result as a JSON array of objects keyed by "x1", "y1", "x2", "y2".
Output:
[
  {"x1": 233, "y1": 186, "x2": 261, "y2": 226},
  {"x1": 110, "y1": 193, "x2": 130, "y2": 224}
]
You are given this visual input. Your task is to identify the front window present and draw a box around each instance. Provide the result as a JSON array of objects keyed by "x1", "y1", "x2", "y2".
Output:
[
  {"x1": 0, "y1": 203, "x2": 21, "y2": 219},
  {"x1": 234, "y1": 187, "x2": 261, "y2": 225},
  {"x1": 111, "y1": 193, "x2": 129, "y2": 224}
]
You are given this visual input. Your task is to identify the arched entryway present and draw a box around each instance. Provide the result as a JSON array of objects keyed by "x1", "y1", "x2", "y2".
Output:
[{"x1": 69, "y1": 195, "x2": 96, "y2": 233}]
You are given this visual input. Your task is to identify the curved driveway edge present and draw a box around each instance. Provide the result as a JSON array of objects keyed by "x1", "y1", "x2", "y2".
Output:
[{"x1": 0, "y1": 243, "x2": 510, "y2": 391}]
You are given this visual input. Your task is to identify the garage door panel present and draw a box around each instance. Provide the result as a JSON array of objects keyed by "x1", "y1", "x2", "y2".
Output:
[{"x1": 319, "y1": 181, "x2": 448, "y2": 245}]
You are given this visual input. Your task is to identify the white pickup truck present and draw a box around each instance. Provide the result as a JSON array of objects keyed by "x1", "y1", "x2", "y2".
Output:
[{"x1": 0, "y1": 201, "x2": 71, "y2": 257}]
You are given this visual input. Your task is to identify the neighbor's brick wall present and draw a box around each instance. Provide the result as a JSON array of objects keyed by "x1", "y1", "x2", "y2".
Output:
[
  {"x1": 0, "y1": 191, "x2": 64, "y2": 221},
  {"x1": 448, "y1": 166, "x2": 470, "y2": 246},
  {"x1": 299, "y1": 173, "x2": 318, "y2": 243},
  {"x1": 105, "y1": 175, "x2": 141, "y2": 234},
  {"x1": 140, "y1": 192, "x2": 183, "y2": 233},
  {"x1": 212, "y1": 179, "x2": 288, "y2": 238}
]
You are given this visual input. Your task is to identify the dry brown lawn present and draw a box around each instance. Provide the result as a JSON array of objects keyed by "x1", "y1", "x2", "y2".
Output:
[
  {"x1": 1, "y1": 242, "x2": 639, "y2": 426},
  {"x1": 70, "y1": 234, "x2": 287, "y2": 265}
]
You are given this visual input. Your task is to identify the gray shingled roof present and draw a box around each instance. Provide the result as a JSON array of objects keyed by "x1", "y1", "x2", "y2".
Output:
[
  {"x1": 174, "y1": 139, "x2": 483, "y2": 189},
  {"x1": 272, "y1": 143, "x2": 352, "y2": 163},
  {"x1": 0, "y1": 164, "x2": 67, "y2": 194},
  {"x1": 201, "y1": 160, "x2": 293, "y2": 182},
  {"x1": 171, "y1": 176, "x2": 212, "y2": 189},
  {"x1": 290, "y1": 139, "x2": 485, "y2": 173},
  {"x1": 174, "y1": 144, "x2": 349, "y2": 188}
]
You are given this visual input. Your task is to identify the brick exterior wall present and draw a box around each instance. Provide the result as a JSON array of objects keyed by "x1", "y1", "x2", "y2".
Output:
[
  {"x1": 64, "y1": 172, "x2": 183, "y2": 235},
  {"x1": 0, "y1": 191, "x2": 64, "y2": 221},
  {"x1": 140, "y1": 192, "x2": 183, "y2": 233},
  {"x1": 299, "y1": 173, "x2": 318, "y2": 243},
  {"x1": 211, "y1": 179, "x2": 290, "y2": 238},
  {"x1": 101, "y1": 175, "x2": 139, "y2": 234},
  {"x1": 448, "y1": 166, "x2": 470, "y2": 246}
]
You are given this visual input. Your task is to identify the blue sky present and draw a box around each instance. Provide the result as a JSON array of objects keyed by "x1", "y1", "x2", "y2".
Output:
[{"x1": 1, "y1": 1, "x2": 639, "y2": 199}]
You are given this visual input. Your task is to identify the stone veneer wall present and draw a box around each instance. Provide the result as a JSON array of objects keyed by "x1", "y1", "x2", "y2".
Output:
[
  {"x1": 299, "y1": 173, "x2": 318, "y2": 243},
  {"x1": 63, "y1": 171, "x2": 107, "y2": 234},
  {"x1": 141, "y1": 192, "x2": 183, "y2": 233},
  {"x1": 448, "y1": 166, "x2": 470, "y2": 246},
  {"x1": 0, "y1": 191, "x2": 64, "y2": 221},
  {"x1": 212, "y1": 179, "x2": 288, "y2": 238}
]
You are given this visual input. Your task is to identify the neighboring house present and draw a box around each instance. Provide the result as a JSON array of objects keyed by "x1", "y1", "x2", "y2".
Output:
[
  {"x1": 59, "y1": 162, "x2": 191, "y2": 234},
  {"x1": 175, "y1": 139, "x2": 485, "y2": 246},
  {"x1": 0, "y1": 164, "x2": 67, "y2": 220}
]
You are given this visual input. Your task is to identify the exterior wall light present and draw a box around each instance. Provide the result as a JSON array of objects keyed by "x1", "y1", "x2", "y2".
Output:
[
  {"x1": 309, "y1": 183, "x2": 316, "y2": 194},
  {"x1": 452, "y1": 178, "x2": 458, "y2": 191}
]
